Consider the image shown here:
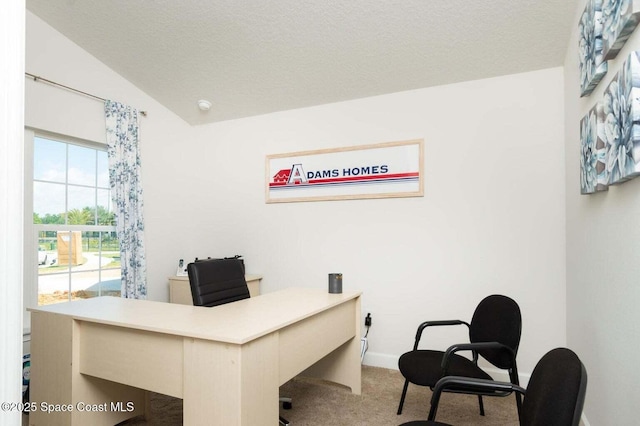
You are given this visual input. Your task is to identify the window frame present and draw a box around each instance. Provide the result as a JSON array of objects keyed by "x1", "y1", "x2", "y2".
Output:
[{"x1": 23, "y1": 128, "x2": 120, "y2": 331}]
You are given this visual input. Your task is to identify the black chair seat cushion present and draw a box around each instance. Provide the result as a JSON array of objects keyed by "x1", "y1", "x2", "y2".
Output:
[{"x1": 398, "y1": 350, "x2": 493, "y2": 389}]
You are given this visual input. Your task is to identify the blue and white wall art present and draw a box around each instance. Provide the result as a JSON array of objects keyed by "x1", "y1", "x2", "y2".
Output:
[
  {"x1": 580, "y1": 0, "x2": 608, "y2": 97},
  {"x1": 581, "y1": 103, "x2": 609, "y2": 193},
  {"x1": 602, "y1": 0, "x2": 640, "y2": 60},
  {"x1": 602, "y1": 50, "x2": 640, "y2": 184}
]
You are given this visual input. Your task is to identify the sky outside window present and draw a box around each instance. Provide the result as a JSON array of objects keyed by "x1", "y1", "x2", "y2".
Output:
[{"x1": 33, "y1": 136, "x2": 112, "y2": 219}]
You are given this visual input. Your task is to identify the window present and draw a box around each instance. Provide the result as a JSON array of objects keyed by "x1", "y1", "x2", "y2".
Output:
[{"x1": 28, "y1": 132, "x2": 121, "y2": 307}]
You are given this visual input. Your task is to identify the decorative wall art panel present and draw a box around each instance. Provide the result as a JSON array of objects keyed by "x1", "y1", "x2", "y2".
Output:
[
  {"x1": 265, "y1": 139, "x2": 423, "y2": 203},
  {"x1": 580, "y1": 103, "x2": 609, "y2": 193},
  {"x1": 580, "y1": 0, "x2": 608, "y2": 97},
  {"x1": 602, "y1": 0, "x2": 640, "y2": 60},
  {"x1": 602, "y1": 50, "x2": 640, "y2": 185}
]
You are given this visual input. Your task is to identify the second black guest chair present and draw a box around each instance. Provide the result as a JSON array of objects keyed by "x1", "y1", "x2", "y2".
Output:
[
  {"x1": 400, "y1": 347, "x2": 587, "y2": 426},
  {"x1": 397, "y1": 294, "x2": 522, "y2": 419},
  {"x1": 187, "y1": 258, "x2": 292, "y2": 426}
]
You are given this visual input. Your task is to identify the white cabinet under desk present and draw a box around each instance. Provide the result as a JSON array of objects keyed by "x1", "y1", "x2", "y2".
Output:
[{"x1": 168, "y1": 274, "x2": 262, "y2": 305}]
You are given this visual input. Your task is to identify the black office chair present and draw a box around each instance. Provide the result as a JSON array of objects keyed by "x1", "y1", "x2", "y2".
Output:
[
  {"x1": 397, "y1": 295, "x2": 522, "y2": 419},
  {"x1": 187, "y1": 258, "x2": 292, "y2": 426},
  {"x1": 187, "y1": 257, "x2": 250, "y2": 307},
  {"x1": 400, "y1": 347, "x2": 587, "y2": 426}
]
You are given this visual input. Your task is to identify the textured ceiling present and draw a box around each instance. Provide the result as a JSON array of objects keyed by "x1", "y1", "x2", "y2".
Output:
[{"x1": 26, "y1": 0, "x2": 580, "y2": 126}]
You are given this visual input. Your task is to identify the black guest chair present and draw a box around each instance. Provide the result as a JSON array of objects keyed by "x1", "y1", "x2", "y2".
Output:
[
  {"x1": 187, "y1": 258, "x2": 292, "y2": 426},
  {"x1": 400, "y1": 347, "x2": 587, "y2": 426},
  {"x1": 397, "y1": 295, "x2": 522, "y2": 419}
]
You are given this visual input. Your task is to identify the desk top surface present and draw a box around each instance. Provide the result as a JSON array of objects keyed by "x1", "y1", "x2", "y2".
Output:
[{"x1": 28, "y1": 287, "x2": 361, "y2": 344}]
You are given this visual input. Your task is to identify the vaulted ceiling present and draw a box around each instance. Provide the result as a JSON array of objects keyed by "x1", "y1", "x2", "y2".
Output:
[{"x1": 26, "y1": 1, "x2": 579, "y2": 125}]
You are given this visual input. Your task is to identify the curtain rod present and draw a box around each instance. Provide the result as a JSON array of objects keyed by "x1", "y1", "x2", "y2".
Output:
[{"x1": 25, "y1": 72, "x2": 148, "y2": 116}]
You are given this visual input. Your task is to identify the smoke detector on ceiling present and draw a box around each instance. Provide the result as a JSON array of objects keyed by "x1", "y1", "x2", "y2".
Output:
[{"x1": 197, "y1": 99, "x2": 212, "y2": 111}]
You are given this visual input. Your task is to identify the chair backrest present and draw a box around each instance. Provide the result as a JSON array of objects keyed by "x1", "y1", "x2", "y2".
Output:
[
  {"x1": 469, "y1": 294, "x2": 522, "y2": 369},
  {"x1": 521, "y1": 348, "x2": 587, "y2": 426},
  {"x1": 187, "y1": 258, "x2": 249, "y2": 307}
]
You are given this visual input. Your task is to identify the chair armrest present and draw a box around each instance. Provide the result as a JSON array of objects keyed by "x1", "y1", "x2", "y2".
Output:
[
  {"x1": 435, "y1": 375, "x2": 525, "y2": 395},
  {"x1": 441, "y1": 341, "x2": 516, "y2": 372},
  {"x1": 427, "y1": 376, "x2": 525, "y2": 420},
  {"x1": 412, "y1": 320, "x2": 470, "y2": 350}
]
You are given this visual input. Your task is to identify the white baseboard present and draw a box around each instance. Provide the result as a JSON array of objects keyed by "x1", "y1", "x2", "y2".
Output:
[
  {"x1": 581, "y1": 412, "x2": 590, "y2": 426},
  {"x1": 362, "y1": 351, "x2": 399, "y2": 370}
]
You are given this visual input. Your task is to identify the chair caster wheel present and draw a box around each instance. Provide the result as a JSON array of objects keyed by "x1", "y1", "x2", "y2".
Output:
[{"x1": 283, "y1": 401, "x2": 292, "y2": 410}]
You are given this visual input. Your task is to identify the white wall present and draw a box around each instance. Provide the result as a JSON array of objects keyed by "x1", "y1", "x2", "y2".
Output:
[
  {"x1": 1, "y1": 2, "x2": 25, "y2": 425},
  {"x1": 176, "y1": 67, "x2": 568, "y2": 378},
  {"x1": 565, "y1": 2, "x2": 640, "y2": 425},
  {"x1": 26, "y1": 9, "x2": 568, "y2": 386}
]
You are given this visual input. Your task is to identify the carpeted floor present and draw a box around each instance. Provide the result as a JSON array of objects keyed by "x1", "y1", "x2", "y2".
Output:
[{"x1": 121, "y1": 365, "x2": 519, "y2": 425}]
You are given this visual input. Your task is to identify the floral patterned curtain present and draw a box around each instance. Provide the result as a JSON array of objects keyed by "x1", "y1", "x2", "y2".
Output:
[{"x1": 105, "y1": 100, "x2": 147, "y2": 299}]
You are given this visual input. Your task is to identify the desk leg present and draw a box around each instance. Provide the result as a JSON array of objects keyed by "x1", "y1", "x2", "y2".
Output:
[
  {"x1": 300, "y1": 335, "x2": 362, "y2": 395},
  {"x1": 183, "y1": 333, "x2": 279, "y2": 425},
  {"x1": 29, "y1": 312, "x2": 145, "y2": 426},
  {"x1": 300, "y1": 296, "x2": 362, "y2": 394}
]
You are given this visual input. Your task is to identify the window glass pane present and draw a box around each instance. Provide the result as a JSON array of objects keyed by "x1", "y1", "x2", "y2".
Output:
[
  {"x1": 38, "y1": 230, "x2": 71, "y2": 305},
  {"x1": 75, "y1": 270, "x2": 121, "y2": 299},
  {"x1": 100, "y1": 232, "x2": 121, "y2": 272},
  {"x1": 37, "y1": 231, "x2": 121, "y2": 305},
  {"x1": 33, "y1": 182, "x2": 65, "y2": 224},
  {"x1": 97, "y1": 150, "x2": 110, "y2": 188},
  {"x1": 68, "y1": 144, "x2": 97, "y2": 186},
  {"x1": 97, "y1": 189, "x2": 114, "y2": 225},
  {"x1": 34, "y1": 137, "x2": 66, "y2": 183},
  {"x1": 67, "y1": 186, "x2": 95, "y2": 223},
  {"x1": 55, "y1": 231, "x2": 83, "y2": 267},
  {"x1": 37, "y1": 231, "x2": 56, "y2": 253},
  {"x1": 79, "y1": 231, "x2": 120, "y2": 298},
  {"x1": 101, "y1": 231, "x2": 120, "y2": 252}
]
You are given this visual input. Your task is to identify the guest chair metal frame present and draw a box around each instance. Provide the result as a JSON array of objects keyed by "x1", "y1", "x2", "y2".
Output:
[{"x1": 397, "y1": 294, "x2": 522, "y2": 419}]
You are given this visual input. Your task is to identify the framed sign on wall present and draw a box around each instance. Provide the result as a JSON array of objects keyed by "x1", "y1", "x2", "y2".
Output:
[{"x1": 265, "y1": 139, "x2": 424, "y2": 203}]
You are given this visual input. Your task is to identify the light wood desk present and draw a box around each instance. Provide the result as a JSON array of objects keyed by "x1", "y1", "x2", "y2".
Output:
[
  {"x1": 28, "y1": 288, "x2": 361, "y2": 425},
  {"x1": 168, "y1": 274, "x2": 262, "y2": 304}
]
